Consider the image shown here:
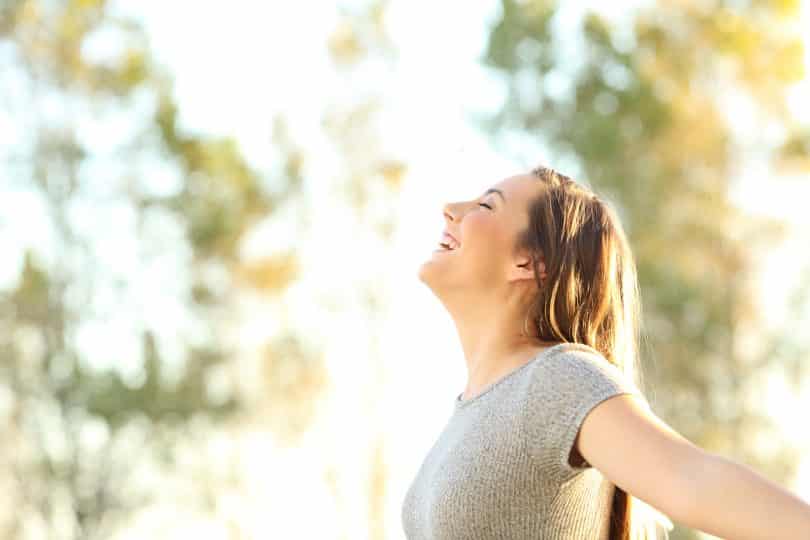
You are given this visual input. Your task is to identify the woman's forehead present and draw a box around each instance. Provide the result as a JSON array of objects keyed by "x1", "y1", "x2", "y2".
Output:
[{"x1": 493, "y1": 174, "x2": 541, "y2": 198}]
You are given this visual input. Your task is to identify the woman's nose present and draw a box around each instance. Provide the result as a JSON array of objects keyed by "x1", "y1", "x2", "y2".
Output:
[
  {"x1": 443, "y1": 200, "x2": 468, "y2": 220},
  {"x1": 442, "y1": 204, "x2": 454, "y2": 222}
]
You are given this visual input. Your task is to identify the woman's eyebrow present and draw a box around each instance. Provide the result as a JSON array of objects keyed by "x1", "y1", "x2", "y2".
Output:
[{"x1": 484, "y1": 188, "x2": 507, "y2": 203}]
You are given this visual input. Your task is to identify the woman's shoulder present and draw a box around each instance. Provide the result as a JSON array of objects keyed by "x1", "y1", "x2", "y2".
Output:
[
  {"x1": 532, "y1": 341, "x2": 614, "y2": 372},
  {"x1": 526, "y1": 341, "x2": 645, "y2": 405}
]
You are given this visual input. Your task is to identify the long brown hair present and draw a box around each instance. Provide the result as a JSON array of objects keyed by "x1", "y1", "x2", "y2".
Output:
[{"x1": 519, "y1": 165, "x2": 670, "y2": 540}]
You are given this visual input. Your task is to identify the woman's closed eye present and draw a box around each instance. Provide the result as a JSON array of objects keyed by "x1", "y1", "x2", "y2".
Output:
[{"x1": 478, "y1": 202, "x2": 492, "y2": 210}]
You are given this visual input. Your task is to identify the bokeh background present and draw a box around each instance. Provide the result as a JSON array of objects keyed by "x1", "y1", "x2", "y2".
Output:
[{"x1": 2, "y1": 0, "x2": 810, "y2": 539}]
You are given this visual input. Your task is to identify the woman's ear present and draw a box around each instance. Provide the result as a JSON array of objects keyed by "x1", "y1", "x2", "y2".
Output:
[
  {"x1": 536, "y1": 249, "x2": 549, "y2": 281},
  {"x1": 536, "y1": 258, "x2": 547, "y2": 282},
  {"x1": 514, "y1": 258, "x2": 546, "y2": 284}
]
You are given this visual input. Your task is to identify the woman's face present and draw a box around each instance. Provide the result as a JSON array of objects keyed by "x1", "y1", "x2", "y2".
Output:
[{"x1": 418, "y1": 174, "x2": 545, "y2": 294}]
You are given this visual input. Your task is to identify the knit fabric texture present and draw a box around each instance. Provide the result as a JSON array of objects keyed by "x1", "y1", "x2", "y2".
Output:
[{"x1": 401, "y1": 341, "x2": 650, "y2": 539}]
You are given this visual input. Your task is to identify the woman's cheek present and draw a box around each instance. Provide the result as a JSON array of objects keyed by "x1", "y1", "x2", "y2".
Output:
[
  {"x1": 475, "y1": 210, "x2": 502, "y2": 234},
  {"x1": 462, "y1": 209, "x2": 491, "y2": 236},
  {"x1": 462, "y1": 216, "x2": 502, "y2": 255}
]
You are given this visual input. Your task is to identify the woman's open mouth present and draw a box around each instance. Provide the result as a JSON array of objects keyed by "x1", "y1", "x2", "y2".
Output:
[
  {"x1": 435, "y1": 240, "x2": 459, "y2": 253},
  {"x1": 437, "y1": 231, "x2": 460, "y2": 251}
]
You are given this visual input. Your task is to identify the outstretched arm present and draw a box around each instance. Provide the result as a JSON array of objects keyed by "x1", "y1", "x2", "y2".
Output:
[
  {"x1": 576, "y1": 393, "x2": 810, "y2": 540},
  {"x1": 684, "y1": 452, "x2": 810, "y2": 540}
]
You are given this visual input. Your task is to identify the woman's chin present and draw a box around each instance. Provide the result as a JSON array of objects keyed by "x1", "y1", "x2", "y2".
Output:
[
  {"x1": 418, "y1": 253, "x2": 445, "y2": 279},
  {"x1": 420, "y1": 247, "x2": 457, "y2": 282},
  {"x1": 420, "y1": 250, "x2": 456, "y2": 272}
]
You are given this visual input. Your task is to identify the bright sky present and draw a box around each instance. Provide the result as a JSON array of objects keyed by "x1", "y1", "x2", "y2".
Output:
[{"x1": 2, "y1": 0, "x2": 809, "y2": 537}]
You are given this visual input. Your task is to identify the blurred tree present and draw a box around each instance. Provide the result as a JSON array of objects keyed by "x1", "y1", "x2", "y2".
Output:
[
  {"x1": 480, "y1": 1, "x2": 810, "y2": 538},
  {"x1": 321, "y1": 2, "x2": 406, "y2": 539},
  {"x1": 1, "y1": 0, "x2": 409, "y2": 537},
  {"x1": 0, "y1": 0, "x2": 318, "y2": 538}
]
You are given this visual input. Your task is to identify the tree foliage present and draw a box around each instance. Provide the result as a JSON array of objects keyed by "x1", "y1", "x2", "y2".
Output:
[{"x1": 0, "y1": 0, "x2": 307, "y2": 537}]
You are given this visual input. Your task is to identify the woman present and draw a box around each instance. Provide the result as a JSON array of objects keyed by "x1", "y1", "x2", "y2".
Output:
[{"x1": 401, "y1": 165, "x2": 810, "y2": 539}]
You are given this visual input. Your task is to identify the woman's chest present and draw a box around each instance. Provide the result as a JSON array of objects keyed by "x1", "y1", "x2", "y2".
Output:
[{"x1": 402, "y1": 408, "x2": 547, "y2": 539}]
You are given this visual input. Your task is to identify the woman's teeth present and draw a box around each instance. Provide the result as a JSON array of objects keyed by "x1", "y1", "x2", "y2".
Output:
[{"x1": 439, "y1": 239, "x2": 459, "y2": 250}]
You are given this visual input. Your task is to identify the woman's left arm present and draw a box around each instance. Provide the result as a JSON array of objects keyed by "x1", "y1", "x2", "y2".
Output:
[
  {"x1": 576, "y1": 393, "x2": 810, "y2": 540},
  {"x1": 686, "y1": 451, "x2": 810, "y2": 540}
]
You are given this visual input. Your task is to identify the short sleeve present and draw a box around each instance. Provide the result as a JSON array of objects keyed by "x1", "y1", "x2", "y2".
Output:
[{"x1": 523, "y1": 347, "x2": 649, "y2": 483}]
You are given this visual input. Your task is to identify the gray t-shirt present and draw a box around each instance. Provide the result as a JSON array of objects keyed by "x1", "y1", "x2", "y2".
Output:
[{"x1": 400, "y1": 341, "x2": 649, "y2": 539}]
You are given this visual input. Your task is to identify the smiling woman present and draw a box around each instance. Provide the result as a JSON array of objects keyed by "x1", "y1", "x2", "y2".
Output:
[
  {"x1": 406, "y1": 163, "x2": 810, "y2": 539},
  {"x1": 410, "y1": 164, "x2": 673, "y2": 539}
]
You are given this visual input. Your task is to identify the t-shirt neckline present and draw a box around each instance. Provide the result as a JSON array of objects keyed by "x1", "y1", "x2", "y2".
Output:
[{"x1": 454, "y1": 342, "x2": 577, "y2": 410}]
